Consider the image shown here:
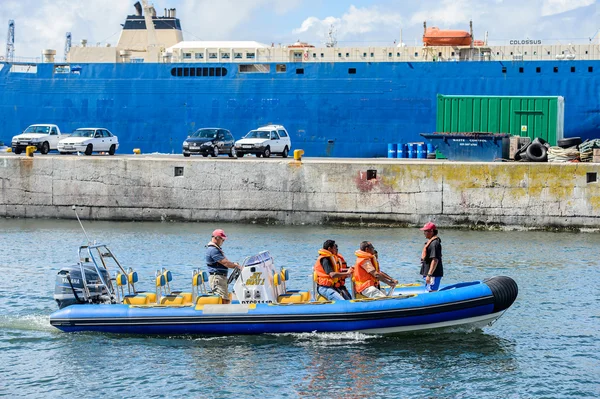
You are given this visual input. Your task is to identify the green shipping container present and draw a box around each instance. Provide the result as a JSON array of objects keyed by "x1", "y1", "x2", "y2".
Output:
[{"x1": 436, "y1": 95, "x2": 564, "y2": 146}]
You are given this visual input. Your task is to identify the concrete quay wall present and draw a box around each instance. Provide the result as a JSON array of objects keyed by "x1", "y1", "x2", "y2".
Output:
[{"x1": 1, "y1": 155, "x2": 599, "y2": 229}]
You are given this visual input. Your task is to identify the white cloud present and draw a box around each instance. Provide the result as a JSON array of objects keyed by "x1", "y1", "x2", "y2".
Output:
[
  {"x1": 178, "y1": 0, "x2": 302, "y2": 40},
  {"x1": 0, "y1": 0, "x2": 131, "y2": 59},
  {"x1": 541, "y1": 0, "x2": 596, "y2": 16},
  {"x1": 292, "y1": 5, "x2": 403, "y2": 43}
]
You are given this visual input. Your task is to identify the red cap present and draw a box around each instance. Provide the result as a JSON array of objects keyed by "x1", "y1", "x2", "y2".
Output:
[
  {"x1": 420, "y1": 222, "x2": 437, "y2": 231},
  {"x1": 212, "y1": 229, "x2": 227, "y2": 239}
]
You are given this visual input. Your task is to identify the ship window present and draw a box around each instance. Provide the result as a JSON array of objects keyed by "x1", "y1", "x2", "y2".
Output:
[
  {"x1": 320, "y1": 53, "x2": 324, "y2": 58},
  {"x1": 534, "y1": 51, "x2": 537, "y2": 55},
  {"x1": 221, "y1": 53, "x2": 230, "y2": 59},
  {"x1": 585, "y1": 50, "x2": 588, "y2": 55},
  {"x1": 202, "y1": 67, "x2": 208, "y2": 76},
  {"x1": 246, "y1": 52, "x2": 256, "y2": 59},
  {"x1": 496, "y1": 52, "x2": 500, "y2": 55},
  {"x1": 502, "y1": 67, "x2": 507, "y2": 73},
  {"x1": 208, "y1": 53, "x2": 217, "y2": 59},
  {"x1": 338, "y1": 53, "x2": 342, "y2": 57},
  {"x1": 10, "y1": 64, "x2": 38, "y2": 74},
  {"x1": 346, "y1": 52, "x2": 349, "y2": 57},
  {"x1": 388, "y1": 52, "x2": 392, "y2": 57},
  {"x1": 370, "y1": 52, "x2": 374, "y2": 57},
  {"x1": 183, "y1": 68, "x2": 189, "y2": 76},
  {"x1": 296, "y1": 68, "x2": 304, "y2": 74},
  {"x1": 176, "y1": 67, "x2": 183, "y2": 76},
  {"x1": 438, "y1": 52, "x2": 442, "y2": 57},
  {"x1": 348, "y1": 68, "x2": 356, "y2": 74},
  {"x1": 234, "y1": 53, "x2": 242, "y2": 59},
  {"x1": 519, "y1": 67, "x2": 524, "y2": 73},
  {"x1": 451, "y1": 52, "x2": 455, "y2": 56},
  {"x1": 183, "y1": 53, "x2": 192, "y2": 59},
  {"x1": 524, "y1": 51, "x2": 528, "y2": 55},
  {"x1": 216, "y1": 67, "x2": 222, "y2": 76},
  {"x1": 561, "y1": 51, "x2": 564, "y2": 54},
  {"x1": 547, "y1": 51, "x2": 550, "y2": 55},
  {"x1": 571, "y1": 66, "x2": 575, "y2": 73},
  {"x1": 195, "y1": 53, "x2": 204, "y2": 59},
  {"x1": 190, "y1": 68, "x2": 196, "y2": 76},
  {"x1": 510, "y1": 52, "x2": 513, "y2": 55},
  {"x1": 397, "y1": 52, "x2": 400, "y2": 57},
  {"x1": 239, "y1": 64, "x2": 270, "y2": 73},
  {"x1": 312, "y1": 53, "x2": 316, "y2": 58},
  {"x1": 536, "y1": 67, "x2": 541, "y2": 73},
  {"x1": 222, "y1": 68, "x2": 228, "y2": 76},
  {"x1": 276, "y1": 64, "x2": 286, "y2": 73},
  {"x1": 209, "y1": 68, "x2": 215, "y2": 76},
  {"x1": 589, "y1": 66, "x2": 593, "y2": 72},
  {"x1": 414, "y1": 52, "x2": 418, "y2": 57},
  {"x1": 554, "y1": 66, "x2": 558, "y2": 73}
]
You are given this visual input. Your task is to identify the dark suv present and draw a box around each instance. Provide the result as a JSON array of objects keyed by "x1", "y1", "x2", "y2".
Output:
[{"x1": 183, "y1": 128, "x2": 236, "y2": 157}]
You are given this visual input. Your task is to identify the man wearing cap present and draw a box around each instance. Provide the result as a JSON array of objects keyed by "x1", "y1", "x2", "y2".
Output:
[
  {"x1": 206, "y1": 229, "x2": 241, "y2": 304},
  {"x1": 419, "y1": 222, "x2": 443, "y2": 292}
]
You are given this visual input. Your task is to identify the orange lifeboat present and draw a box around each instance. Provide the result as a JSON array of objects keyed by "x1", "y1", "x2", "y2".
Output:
[
  {"x1": 423, "y1": 27, "x2": 472, "y2": 46},
  {"x1": 288, "y1": 40, "x2": 315, "y2": 48}
]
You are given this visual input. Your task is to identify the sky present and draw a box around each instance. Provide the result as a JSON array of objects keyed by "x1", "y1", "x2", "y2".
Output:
[{"x1": 0, "y1": 0, "x2": 598, "y2": 59}]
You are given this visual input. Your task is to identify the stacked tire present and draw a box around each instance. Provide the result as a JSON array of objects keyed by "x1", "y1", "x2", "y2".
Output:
[{"x1": 515, "y1": 138, "x2": 550, "y2": 162}]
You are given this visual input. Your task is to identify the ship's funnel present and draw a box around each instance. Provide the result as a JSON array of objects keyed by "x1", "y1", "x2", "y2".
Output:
[
  {"x1": 120, "y1": 50, "x2": 132, "y2": 63},
  {"x1": 42, "y1": 49, "x2": 56, "y2": 63},
  {"x1": 134, "y1": 2, "x2": 142, "y2": 16}
]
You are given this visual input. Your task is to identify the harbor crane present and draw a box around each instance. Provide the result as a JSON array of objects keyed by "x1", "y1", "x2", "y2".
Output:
[
  {"x1": 140, "y1": 0, "x2": 159, "y2": 60},
  {"x1": 5, "y1": 19, "x2": 14, "y2": 62},
  {"x1": 64, "y1": 32, "x2": 71, "y2": 61}
]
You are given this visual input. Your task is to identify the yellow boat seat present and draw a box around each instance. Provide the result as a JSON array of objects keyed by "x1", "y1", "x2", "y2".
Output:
[
  {"x1": 277, "y1": 293, "x2": 304, "y2": 303},
  {"x1": 196, "y1": 295, "x2": 223, "y2": 305},
  {"x1": 123, "y1": 292, "x2": 157, "y2": 305},
  {"x1": 279, "y1": 269, "x2": 310, "y2": 302}
]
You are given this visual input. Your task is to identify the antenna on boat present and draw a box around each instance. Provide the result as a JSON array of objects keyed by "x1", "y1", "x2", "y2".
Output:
[
  {"x1": 326, "y1": 25, "x2": 337, "y2": 48},
  {"x1": 72, "y1": 205, "x2": 91, "y2": 245}
]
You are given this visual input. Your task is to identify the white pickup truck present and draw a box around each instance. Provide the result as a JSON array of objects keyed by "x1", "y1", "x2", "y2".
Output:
[{"x1": 11, "y1": 124, "x2": 70, "y2": 154}]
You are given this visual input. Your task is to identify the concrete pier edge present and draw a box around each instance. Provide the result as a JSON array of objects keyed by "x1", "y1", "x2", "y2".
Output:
[{"x1": 1, "y1": 155, "x2": 599, "y2": 231}]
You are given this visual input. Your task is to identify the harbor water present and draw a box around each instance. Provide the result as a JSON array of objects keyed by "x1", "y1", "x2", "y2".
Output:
[{"x1": 1, "y1": 219, "x2": 599, "y2": 398}]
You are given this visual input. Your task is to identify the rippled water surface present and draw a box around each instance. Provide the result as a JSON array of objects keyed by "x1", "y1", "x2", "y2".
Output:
[{"x1": 1, "y1": 219, "x2": 599, "y2": 398}]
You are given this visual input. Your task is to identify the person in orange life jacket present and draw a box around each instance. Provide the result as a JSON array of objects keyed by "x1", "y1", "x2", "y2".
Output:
[
  {"x1": 353, "y1": 241, "x2": 398, "y2": 298},
  {"x1": 419, "y1": 222, "x2": 443, "y2": 292},
  {"x1": 314, "y1": 239, "x2": 352, "y2": 301},
  {"x1": 205, "y1": 229, "x2": 242, "y2": 304},
  {"x1": 332, "y1": 243, "x2": 353, "y2": 300}
]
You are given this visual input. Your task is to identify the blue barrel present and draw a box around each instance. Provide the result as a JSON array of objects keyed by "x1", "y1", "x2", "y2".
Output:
[
  {"x1": 408, "y1": 143, "x2": 417, "y2": 159},
  {"x1": 396, "y1": 143, "x2": 406, "y2": 158},
  {"x1": 417, "y1": 143, "x2": 426, "y2": 159},
  {"x1": 427, "y1": 143, "x2": 435, "y2": 155},
  {"x1": 387, "y1": 143, "x2": 397, "y2": 158}
]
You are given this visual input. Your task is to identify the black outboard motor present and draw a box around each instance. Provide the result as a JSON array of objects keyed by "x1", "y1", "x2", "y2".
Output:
[{"x1": 54, "y1": 264, "x2": 112, "y2": 309}]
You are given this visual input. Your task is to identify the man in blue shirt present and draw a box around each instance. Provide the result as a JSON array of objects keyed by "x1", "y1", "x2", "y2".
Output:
[{"x1": 205, "y1": 229, "x2": 241, "y2": 304}]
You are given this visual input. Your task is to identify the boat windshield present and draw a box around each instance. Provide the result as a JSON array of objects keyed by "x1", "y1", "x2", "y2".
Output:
[
  {"x1": 24, "y1": 126, "x2": 50, "y2": 134},
  {"x1": 71, "y1": 129, "x2": 95, "y2": 138},
  {"x1": 245, "y1": 130, "x2": 270, "y2": 139},
  {"x1": 191, "y1": 129, "x2": 218, "y2": 139}
]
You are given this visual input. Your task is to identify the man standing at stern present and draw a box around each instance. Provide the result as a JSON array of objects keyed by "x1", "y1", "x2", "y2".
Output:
[
  {"x1": 205, "y1": 229, "x2": 241, "y2": 304},
  {"x1": 419, "y1": 222, "x2": 443, "y2": 292}
]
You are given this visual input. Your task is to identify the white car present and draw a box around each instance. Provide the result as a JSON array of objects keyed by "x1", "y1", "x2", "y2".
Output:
[
  {"x1": 234, "y1": 125, "x2": 291, "y2": 158},
  {"x1": 58, "y1": 128, "x2": 119, "y2": 155}
]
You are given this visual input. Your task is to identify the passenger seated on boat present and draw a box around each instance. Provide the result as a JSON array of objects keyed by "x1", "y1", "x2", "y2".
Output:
[
  {"x1": 314, "y1": 240, "x2": 352, "y2": 301},
  {"x1": 353, "y1": 241, "x2": 398, "y2": 298}
]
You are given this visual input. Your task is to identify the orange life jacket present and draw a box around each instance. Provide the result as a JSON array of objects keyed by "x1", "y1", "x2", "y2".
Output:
[
  {"x1": 314, "y1": 249, "x2": 340, "y2": 287},
  {"x1": 421, "y1": 236, "x2": 439, "y2": 262},
  {"x1": 352, "y1": 250, "x2": 380, "y2": 293},
  {"x1": 336, "y1": 253, "x2": 351, "y2": 287}
]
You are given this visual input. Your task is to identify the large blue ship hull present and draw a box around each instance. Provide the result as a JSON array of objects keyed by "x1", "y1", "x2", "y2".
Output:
[{"x1": 1, "y1": 61, "x2": 598, "y2": 157}]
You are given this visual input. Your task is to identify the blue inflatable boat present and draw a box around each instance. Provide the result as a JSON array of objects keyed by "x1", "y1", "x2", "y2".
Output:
[{"x1": 50, "y1": 244, "x2": 518, "y2": 335}]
